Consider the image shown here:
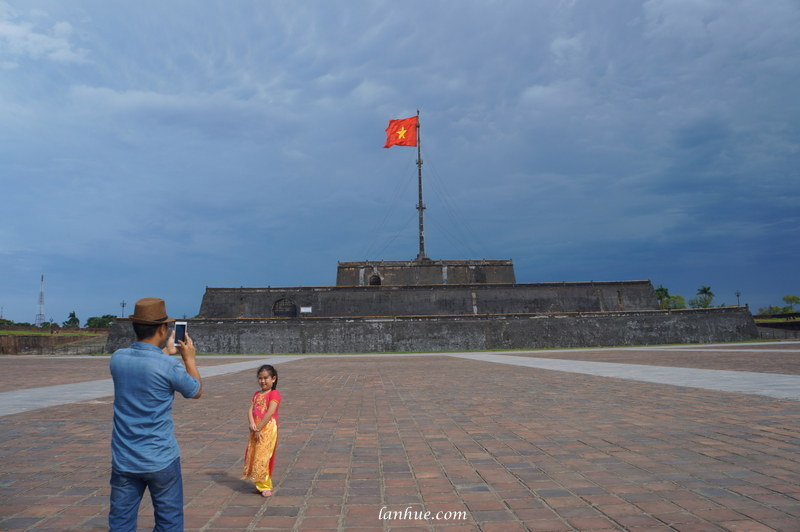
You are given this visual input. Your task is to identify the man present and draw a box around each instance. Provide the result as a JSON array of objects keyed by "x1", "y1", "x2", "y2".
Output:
[{"x1": 109, "y1": 298, "x2": 202, "y2": 531}]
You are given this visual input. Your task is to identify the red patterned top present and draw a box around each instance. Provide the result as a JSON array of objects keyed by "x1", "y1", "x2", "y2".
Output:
[{"x1": 251, "y1": 389, "x2": 281, "y2": 424}]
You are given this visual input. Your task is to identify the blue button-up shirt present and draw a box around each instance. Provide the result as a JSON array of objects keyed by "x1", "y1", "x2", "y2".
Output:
[{"x1": 110, "y1": 342, "x2": 200, "y2": 473}]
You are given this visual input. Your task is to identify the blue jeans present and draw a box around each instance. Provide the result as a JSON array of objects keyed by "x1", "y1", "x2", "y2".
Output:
[{"x1": 109, "y1": 456, "x2": 184, "y2": 532}]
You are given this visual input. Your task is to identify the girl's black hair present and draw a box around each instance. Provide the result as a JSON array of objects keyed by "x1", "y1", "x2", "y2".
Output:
[{"x1": 257, "y1": 364, "x2": 278, "y2": 390}]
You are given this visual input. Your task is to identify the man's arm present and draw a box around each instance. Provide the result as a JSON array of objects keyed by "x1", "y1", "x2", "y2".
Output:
[{"x1": 177, "y1": 333, "x2": 202, "y2": 399}]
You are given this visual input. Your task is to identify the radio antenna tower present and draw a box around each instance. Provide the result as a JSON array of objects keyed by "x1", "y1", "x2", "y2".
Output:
[{"x1": 35, "y1": 274, "x2": 46, "y2": 327}]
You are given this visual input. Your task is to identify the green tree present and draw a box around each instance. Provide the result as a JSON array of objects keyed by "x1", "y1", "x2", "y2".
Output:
[
  {"x1": 85, "y1": 315, "x2": 117, "y2": 328},
  {"x1": 62, "y1": 311, "x2": 80, "y2": 328},
  {"x1": 758, "y1": 305, "x2": 785, "y2": 316},
  {"x1": 689, "y1": 286, "x2": 714, "y2": 308},
  {"x1": 782, "y1": 295, "x2": 800, "y2": 313},
  {"x1": 664, "y1": 294, "x2": 687, "y2": 309},
  {"x1": 654, "y1": 285, "x2": 670, "y2": 309}
]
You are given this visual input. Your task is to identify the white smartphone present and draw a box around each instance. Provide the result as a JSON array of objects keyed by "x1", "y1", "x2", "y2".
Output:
[{"x1": 174, "y1": 321, "x2": 187, "y2": 344}]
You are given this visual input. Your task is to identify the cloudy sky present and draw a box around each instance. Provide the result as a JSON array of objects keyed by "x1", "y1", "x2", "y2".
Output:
[{"x1": 1, "y1": 0, "x2": 798, "y2": 324}]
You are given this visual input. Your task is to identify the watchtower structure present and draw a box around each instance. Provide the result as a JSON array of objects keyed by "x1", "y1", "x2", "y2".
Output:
[
  {"x1": 336, "y1": 259, "x2": 515, "y2": 286},
  {"x1": 35, "y1": 274, "x2": 45, "y2": 327}
]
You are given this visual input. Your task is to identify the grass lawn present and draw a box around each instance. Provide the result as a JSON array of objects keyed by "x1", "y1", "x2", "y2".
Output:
[{"x1": 0, "y1": 330, "x2": 100, "y2": 337}]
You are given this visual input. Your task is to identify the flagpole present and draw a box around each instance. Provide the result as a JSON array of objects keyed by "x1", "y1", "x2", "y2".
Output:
[{"x1": 415, "y1": 109, "x2": 427, "y2": 261}]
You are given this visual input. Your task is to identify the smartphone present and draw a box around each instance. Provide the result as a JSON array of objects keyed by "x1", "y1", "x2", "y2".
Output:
[{"x1": 174, "y1": 321, "x2": 187, "y2": 344}]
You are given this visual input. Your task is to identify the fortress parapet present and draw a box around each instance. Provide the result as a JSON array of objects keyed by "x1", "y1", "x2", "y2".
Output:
[
  {"x1": 199, "y1": 280, "x2": 659, "y2": 319},
  {"x1": 336, "y1": 259, "x2": 516, "y2": 286}
]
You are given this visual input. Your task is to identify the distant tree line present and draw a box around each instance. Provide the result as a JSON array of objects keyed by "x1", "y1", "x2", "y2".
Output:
[
  {"x1": 757, "y1": 295, "x2": 799, "y2": 317},
  {"x1": 655, "y1": 286, "x2": 799, "y2": 317},
  {"x1": 0, "y1": 312, "x2": 117, "y2": 329},
  {"x1": 655, "y1": 285, "x2": 718, "y2": 309}
]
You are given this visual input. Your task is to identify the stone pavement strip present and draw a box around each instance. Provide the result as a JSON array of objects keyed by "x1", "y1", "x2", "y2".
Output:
[
  {"x1": 0, "y1": 357, "x2": 308, "y2": 417},
  {"x1": 449, "y1": 353, "x2": 800, "y2": 401},
  {"x1": 1, "y1": 342, "x2": 799, "y2": 531}
]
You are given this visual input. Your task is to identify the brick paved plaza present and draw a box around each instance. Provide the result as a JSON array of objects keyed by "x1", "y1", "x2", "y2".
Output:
[{"x1": 1, "y1": 343, "x2": 799, "y2": 531}]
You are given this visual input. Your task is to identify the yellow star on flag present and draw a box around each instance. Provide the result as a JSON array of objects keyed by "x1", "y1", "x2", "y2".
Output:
[{"x1": 396, "y1": 127, "x2": 407, "y2": 140}]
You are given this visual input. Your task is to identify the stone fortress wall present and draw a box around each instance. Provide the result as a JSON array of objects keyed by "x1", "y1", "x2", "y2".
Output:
[
  {"x1": 106, "y1": 307, "x2": 758, "y2": 354},
  {"x1": 199, "y1": 280, "x2": 659, "y2": 319},
  {"x1": 105, "y1": 259, "x2": 759, "y2": 354}
]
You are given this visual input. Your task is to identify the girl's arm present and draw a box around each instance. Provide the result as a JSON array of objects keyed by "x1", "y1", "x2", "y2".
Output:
[
  {"x1": 247, "y1": 402, "x2": 257, "y2": 432},
  {"x1": 255, "y1": 400, "x2": 279, "y2": 431}
]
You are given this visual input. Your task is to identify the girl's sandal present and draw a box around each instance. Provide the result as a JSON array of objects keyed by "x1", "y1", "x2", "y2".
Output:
[{"x1": 261, "y1": 489, "x2": 272, "y2": 497}]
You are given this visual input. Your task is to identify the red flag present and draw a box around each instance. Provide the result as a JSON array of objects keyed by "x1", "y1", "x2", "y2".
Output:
[{"x1": 384, "y1": 116, "x2": 418, "y2": 148}]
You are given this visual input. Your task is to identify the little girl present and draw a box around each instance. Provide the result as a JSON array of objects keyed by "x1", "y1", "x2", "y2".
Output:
[{"x1": 241, "y1": 364, "x2": 281, "y2": 497}]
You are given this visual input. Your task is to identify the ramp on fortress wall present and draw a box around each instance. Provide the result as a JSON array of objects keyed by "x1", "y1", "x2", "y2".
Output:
[{"x1": 106, "y1": 307, "x2": 758, "y2": 354}]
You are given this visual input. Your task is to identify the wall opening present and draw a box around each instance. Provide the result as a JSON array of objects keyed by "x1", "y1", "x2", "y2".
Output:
[
  {"x1": 272, "y1": 298, "x2": 298, "y2": 318},
  {"x1": 369, "y1": 274, "x2": 382, "y2": 286}
]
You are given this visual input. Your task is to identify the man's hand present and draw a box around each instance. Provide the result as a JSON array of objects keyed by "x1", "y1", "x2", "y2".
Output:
[
  {"x1": 177, "y1": 333, "x2": 202, "y2": 398},
  {"x1": 176, "y1": 332, "x2": 196, "y2": 359},
  {"x1": 163, "y1": 330, "x2": 178, "y2": 356}
]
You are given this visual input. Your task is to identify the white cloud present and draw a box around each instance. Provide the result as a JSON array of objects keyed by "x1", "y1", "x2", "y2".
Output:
[
  {"x1": 519, "y1": 79, "x2": 588, "y2": 111},
  {"x1": 66, "y1": 85, "x2": 274, "y2": 141},
  {"x1": 350, "y1": 79, "x2": 393, "y2": 105},
  {"x1": 550, "y1": 34, "x2": 583, "y2": 64},
  {"x1": 0, "y1": 4, "x2": 87, "y2": 64}
]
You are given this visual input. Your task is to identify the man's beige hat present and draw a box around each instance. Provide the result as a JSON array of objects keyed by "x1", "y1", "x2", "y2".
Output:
[{"x1": 129, "y1": 298, "x2": 176, "y2": 325}]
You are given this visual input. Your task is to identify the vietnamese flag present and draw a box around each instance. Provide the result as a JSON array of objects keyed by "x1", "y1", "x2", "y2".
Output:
[{"x1": 384, "y1": 116, "x2": 418, "y2": 148}]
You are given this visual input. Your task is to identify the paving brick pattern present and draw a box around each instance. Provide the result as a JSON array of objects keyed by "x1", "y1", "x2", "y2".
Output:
[{"x1": 1, "y1": 344, "x2": 799, "y2": 531}]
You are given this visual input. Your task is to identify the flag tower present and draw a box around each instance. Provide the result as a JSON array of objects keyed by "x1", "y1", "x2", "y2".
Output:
[
  {"x1": 414, "y1": 110, "x2": 426, "y2": 261},
  {"x1": 384, "y1": 111, "x2": 427, "y2": 261}
]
